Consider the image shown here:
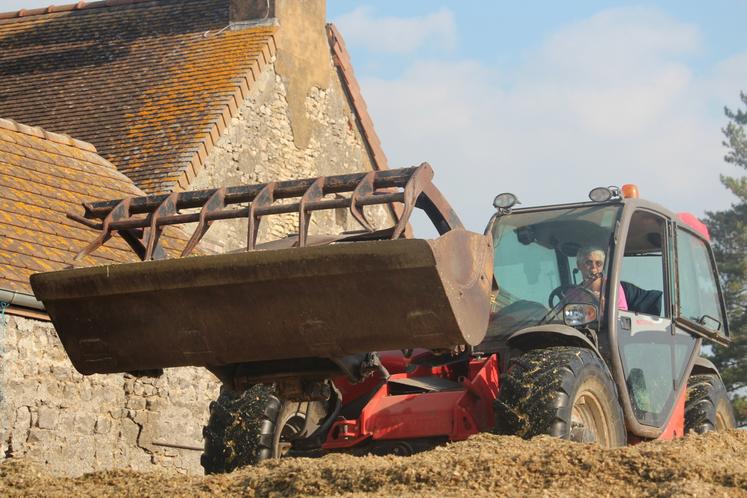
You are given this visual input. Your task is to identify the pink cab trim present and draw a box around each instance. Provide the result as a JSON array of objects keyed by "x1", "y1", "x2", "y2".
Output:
[{"x1": 677, "y1": 212, "x2": 710, "y2": 241}]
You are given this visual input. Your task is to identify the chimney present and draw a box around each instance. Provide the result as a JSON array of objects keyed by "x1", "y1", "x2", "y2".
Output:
[
  {"x1": 229, "y1": 0, "x2": 329, "y2": 149},
  {"x1": 229, "y1": 0, "x2": 276, "y2": 27}
]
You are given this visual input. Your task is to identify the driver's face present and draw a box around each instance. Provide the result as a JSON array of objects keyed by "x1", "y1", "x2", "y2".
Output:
[{"x1": 578, "y1": 251, "x2": 605, "y2": 279}]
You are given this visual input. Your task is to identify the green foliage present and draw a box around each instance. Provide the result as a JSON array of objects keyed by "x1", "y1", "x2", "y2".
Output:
[
  {"x1": 706, "y1": 92, "x2": 747, "y2": 427},
  {"x1": 733, "y1": 395, "x2": 747, "y2": 427}
]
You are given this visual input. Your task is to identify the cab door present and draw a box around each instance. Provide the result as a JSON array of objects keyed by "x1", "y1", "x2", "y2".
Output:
[
  {"x1": 672, "y1": 225, "x2": 730, "y2": 344},
  {"x1": 615, "y1": 210, "x2": 690, "y2": 432}
]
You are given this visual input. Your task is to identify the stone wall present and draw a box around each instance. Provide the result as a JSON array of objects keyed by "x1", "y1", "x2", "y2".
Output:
[
  {"x1": 0, "y1": 314, "x2": 220, "y2": 475},
  {"x1": 190, "y1": 60, "x2": 392, "y2": 249},
  {"x1": 0, "y1": 20, "x2": 393, "y2": 478}
]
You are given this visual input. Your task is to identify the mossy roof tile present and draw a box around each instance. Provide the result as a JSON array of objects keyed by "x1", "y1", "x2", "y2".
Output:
[
  {"x1": 0, "y1": 0, "x2": 276, "y2": 193},
  {"x1": 0, "y1": 119, "x2": 188, "y2": 295}
]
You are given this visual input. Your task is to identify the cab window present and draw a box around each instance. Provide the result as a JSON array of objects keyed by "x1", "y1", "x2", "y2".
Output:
[
  {"x1": 675, "y1": 228, "x2": 726, "y2": 335},
  {"x1": 619, "y1": 212, "x2": 667, "y2": 317}
]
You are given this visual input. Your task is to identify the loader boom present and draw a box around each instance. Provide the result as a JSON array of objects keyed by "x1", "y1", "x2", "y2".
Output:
[{"x1": 30, "y1": 164, "x2": 494, "y2": 382}]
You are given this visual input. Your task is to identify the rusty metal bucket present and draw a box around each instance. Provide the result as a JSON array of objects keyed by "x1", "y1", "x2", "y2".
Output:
[{"x1": 30, "y1": 228, "x2": 493, "y2": 375}]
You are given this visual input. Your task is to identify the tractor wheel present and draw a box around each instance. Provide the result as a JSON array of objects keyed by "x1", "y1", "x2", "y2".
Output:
[
  {"x1": 271, "y1": 399, "x2": 329, "y2": 458},
  {"x1": 494, "y1": 346, "x2": 626, "y2": 448},
  {"x1": 201, "y1": 384, "x2": 279, "y2": 474},
  {"x1": 685, "y1": 374, "x2": 736, "y2": 433},
  {"x1": 201, "y1": 384, "x2": 330, "y2": 474}
]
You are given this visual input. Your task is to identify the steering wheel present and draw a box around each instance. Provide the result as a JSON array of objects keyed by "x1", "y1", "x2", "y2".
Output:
[
  {"x1": 549, "y1": 285, "x2": 600, "y2": 307},
  {"x1": 548, "y1": 286, "x2": 567, "y2": 307},
  {"x1": 542, "y1": 285, "x2": 600, "y2": 325}
]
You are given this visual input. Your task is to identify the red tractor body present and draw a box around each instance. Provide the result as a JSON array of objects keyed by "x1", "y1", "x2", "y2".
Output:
[{"x1": 324, "y1": 352, "x2": 499, "y2": 450}]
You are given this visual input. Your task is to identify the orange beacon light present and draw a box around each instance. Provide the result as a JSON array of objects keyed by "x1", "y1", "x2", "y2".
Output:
[{"x1": 621, "y1": 184, "x2": 639, "y2": 199}]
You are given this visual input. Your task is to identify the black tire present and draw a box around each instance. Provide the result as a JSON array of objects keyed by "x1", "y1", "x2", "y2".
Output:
[
  {"x1": 494, "y1": 346, "x2": 626, "y2": 448},
  {"x1": 685, "y1": 374, "x2": 736, "y2": 433},
  {"x1": 201, "y1": 384, "x2": 330, "y2": 474},
  {"x1": 201, "y1": 384, "x2": 279, "y2": 474}
]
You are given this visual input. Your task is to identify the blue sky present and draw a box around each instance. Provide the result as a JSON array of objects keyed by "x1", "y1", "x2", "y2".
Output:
[
  {"x1": 326, "y1": 1, "x2": 747, "y2": 230},
  {"x1": 329, "y1": 1, "x2": 747, "y2": 79},
  {"x1": 2, "y1": 0, "x2": 746, "y2": 231}
]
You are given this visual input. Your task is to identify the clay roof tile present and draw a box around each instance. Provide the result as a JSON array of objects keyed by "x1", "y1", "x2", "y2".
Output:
[
  {"x1": 0, "y1": 0, "x2": 276, "y2": 193},
  {"x1": 0, "y1": 119, "x2": 188, "y2": 296}
]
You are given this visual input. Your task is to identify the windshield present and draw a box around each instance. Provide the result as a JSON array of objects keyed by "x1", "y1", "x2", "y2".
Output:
[{"x1": 482, "y1": 204, "x2": 622, "y2": 346}]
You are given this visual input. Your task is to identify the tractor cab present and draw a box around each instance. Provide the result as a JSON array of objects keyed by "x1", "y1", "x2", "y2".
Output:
[{"x1": 479, "y1": 185, "x2": 730, "y2": 439}]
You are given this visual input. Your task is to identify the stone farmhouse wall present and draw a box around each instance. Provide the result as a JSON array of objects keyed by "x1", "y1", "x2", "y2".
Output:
[
  {"x1": 0, "y1": 315, "x2": 218, "y2": 476},
  {"x1": 0, "y1": 57, "x2": 392, "y2": 477},
  {"x1": 190, "y1": 60, "x2": 391, "y2": 248}
]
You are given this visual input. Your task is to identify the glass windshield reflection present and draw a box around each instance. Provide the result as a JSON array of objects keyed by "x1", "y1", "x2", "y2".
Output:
[{"x1": 481, "y1": 205, "x2": 621, "y2": 348}]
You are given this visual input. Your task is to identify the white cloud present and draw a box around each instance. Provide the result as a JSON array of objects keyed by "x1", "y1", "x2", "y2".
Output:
[
  {"x1": 706, "y1": 51, "x2": 747, "y2": 109},
  {"x1": 539, "y1": 7, "x2": 700, "y2": 73},
  {"x1": 334, "y1": 6, "x2": 456, "y2": 54},
  {"x1": 359, "y1": 7, "x2": 740, "y2": 232}
]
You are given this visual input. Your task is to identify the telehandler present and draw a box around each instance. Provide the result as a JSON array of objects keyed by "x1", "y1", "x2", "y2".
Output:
[{"x1": 30, "y1": 163, "x2": 735, "y2": 473}]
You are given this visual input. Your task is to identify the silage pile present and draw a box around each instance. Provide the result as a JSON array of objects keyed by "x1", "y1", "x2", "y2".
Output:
[{"x1": 1, "y1": 431, "x2": 745, "y2": 497}]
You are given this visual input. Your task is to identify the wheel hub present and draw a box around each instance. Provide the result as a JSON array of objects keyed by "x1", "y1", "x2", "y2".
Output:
[
  {"x1": 276, "y1": 413, "x2": 306, "y2": 457},
  {"x1": 570, "y1": 389, "x2": 612, "y2": 447}
]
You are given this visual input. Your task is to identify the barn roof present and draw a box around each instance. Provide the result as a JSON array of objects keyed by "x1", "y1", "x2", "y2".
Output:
[
  {"x1": 0, "y1": 0, "x2": 276, "y2": 194},
  {"x1": 0, "y1": 117, "x2": 188, "y2": 297}
]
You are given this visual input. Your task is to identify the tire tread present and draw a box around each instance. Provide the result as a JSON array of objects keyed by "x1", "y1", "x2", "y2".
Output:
[
  {"x1": 201, "y1": 384, "x2": 277, "y2": 474},
  {"x1": 685, "y1": 374, "x2": 735, "y2": 433},
  {"x1": 494, "y1": 346, "x2": 625, "y2": 446}
]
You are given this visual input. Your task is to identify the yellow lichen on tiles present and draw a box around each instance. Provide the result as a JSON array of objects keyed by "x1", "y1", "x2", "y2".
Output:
[
  {"x1": 123, "y1": 27, "x2": 275, "y2": 190},
  {"x1": 0, "y1": 0, "x2": 276, "y2": 193},
  {"x1": 0, "y1": 121, "x2": 192, "y2": 294}
]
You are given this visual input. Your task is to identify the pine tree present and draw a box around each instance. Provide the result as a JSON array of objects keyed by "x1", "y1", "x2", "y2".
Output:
[{"x1": 706, "y1": 92, "x2": 747, "y2": 427}]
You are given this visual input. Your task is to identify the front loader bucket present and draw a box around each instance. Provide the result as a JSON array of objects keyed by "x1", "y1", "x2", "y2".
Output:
[{"x1": 30, "y1": 229, "x2": 493, "y2": 375}]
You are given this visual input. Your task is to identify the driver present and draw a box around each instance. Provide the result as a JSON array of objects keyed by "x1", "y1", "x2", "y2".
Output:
[{"x1": 568, "y1": 245, "x2": 627, "y2": 311}]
